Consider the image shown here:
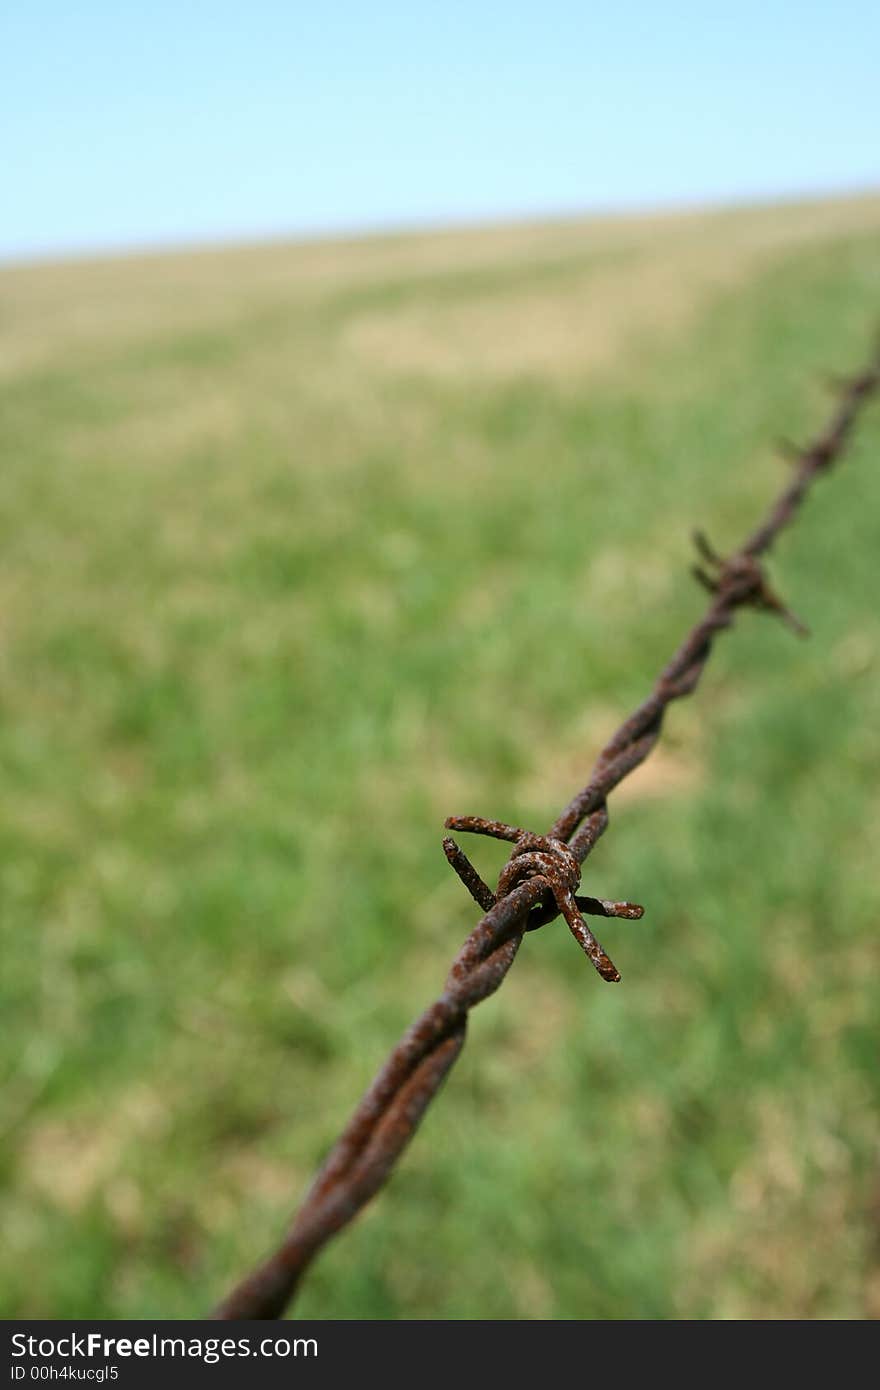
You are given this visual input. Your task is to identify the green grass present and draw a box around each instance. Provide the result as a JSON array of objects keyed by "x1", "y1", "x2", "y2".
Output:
[{"x1": 2, "y1": 194, "x2": 879, "y2": 1319}]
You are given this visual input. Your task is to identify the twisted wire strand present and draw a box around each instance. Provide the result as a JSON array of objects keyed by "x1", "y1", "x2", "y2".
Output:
[{"x1": 213, "y1": 347, "x2": 879, "y2": 1319}]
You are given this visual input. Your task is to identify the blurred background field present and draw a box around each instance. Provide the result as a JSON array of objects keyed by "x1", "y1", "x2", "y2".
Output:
[{"x1": 1, "y1": 192, "x2": 880, "y2": 1318}]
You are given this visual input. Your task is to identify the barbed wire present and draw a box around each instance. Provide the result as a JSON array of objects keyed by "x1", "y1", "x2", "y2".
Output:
[{"x1": 213, "y1": 342, "x2": 879, "y2": 1319}]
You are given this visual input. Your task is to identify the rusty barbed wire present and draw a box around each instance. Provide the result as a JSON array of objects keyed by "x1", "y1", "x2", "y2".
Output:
[{"x1": 213, "y1": 343, "x2": 879, "y2": 1319}]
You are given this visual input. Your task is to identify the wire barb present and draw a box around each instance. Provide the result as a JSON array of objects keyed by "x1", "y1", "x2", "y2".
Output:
[
  {"x1": 211, "y1": 342, "x2": 879, "y2": 1321},
  {"x1": 443, "y1": 816, "x2": 642, "y2": 982},
  {"x1": 691, "y1": 529, "x2": 809, "y2": 636}
]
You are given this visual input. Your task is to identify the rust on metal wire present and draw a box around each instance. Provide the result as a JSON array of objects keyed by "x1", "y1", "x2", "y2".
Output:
[
  {"x1": 443, "y1": 817, "x2": 642, "y2": 982},
  {"x1": 212, "y1": 344, "x2": 879, "y2": 1320}
]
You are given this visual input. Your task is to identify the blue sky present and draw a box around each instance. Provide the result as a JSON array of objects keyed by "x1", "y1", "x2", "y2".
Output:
[{"x1": 2, "y1": 1, "x2": 878, "y2": 262}]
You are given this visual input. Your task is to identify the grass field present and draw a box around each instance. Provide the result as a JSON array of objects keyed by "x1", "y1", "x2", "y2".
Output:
[{"x1": 2, "y1": 193, "x2": 880, "y2": 1320}]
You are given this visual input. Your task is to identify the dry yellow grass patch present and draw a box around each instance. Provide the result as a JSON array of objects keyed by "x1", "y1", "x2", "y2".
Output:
[
  {"x1": 3, "y1": 192, "x2": 878, "y2": 386},
  {"x1": 516, "y1": 700, "x2": 703, "y2": 818},
  {"x1": 341, "y1": 194, "x2": 880, "y2": 385}
]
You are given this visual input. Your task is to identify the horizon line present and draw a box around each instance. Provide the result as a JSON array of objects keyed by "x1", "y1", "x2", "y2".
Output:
[{"x1": 2, "y1": 177, "x2": 879, "y2": 274}]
